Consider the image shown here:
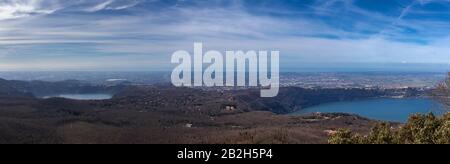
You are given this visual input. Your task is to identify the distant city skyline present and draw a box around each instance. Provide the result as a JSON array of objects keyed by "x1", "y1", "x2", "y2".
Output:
[{"x1": 1, "y1": 0, "x2": 450, "y2": 71}]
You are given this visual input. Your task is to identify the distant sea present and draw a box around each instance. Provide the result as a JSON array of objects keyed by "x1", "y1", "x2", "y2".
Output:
[{"x1": 282, "y1": 63, "x2": 450, "y2": 73}]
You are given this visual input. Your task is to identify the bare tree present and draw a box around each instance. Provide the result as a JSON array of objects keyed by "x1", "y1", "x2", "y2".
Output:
[{"x1": 432, "y1": 73, "x2": 450, "y2": 109}]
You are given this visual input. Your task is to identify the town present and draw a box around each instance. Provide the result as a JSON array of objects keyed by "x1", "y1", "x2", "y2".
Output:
[{"x1": 171, "y1": 43, "x2": 280, "y2": 97}]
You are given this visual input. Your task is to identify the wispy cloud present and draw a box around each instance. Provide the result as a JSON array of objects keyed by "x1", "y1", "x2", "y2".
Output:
[
  {"x1": 0, "y1": 0, "x2": 450, "y2": 71},
  {"x1": 0, "y1": 0, "x2": 143, "y2": 20},
  {"x1": 0, "y1": 0, "x2": 59, "y2": 20},
  {"x1": 86, "y1": 0, "x2": 115, "y2": 12},
  {"x1": 85, "y1": 0, "x2": 141, "y2": 12}
]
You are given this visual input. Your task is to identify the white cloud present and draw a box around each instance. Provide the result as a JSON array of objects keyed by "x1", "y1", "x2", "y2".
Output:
[
  {"x1": 0, "y1": 0, "x2": 143, "y2": 20},
  {"x1": 106, "y1": 0, "x2": 140, "y2": 10},
  {"x1": 0, "y1": 0, "x2": 58, "y2": 20},
  {"x1": 85, "y1": 0, "x2": 114, "y2": 12}
]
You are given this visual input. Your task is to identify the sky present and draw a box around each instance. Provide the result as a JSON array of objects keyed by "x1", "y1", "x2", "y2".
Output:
[{"x1": 0, "y1": 0, "x2": 450, "y2": 71}]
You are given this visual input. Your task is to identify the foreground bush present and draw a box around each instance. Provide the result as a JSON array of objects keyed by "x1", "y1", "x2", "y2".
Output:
[{"x1": 329, "y1": 113, "x2": 450, "y2": 144}]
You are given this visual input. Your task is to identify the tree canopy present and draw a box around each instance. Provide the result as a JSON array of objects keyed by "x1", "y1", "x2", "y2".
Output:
[{"x1": 329, "y1": 113, "x2": 450, "y2": 144}]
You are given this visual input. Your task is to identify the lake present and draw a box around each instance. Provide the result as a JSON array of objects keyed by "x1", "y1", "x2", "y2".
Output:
[
  {"x1": 43, "y1": 94, "x2": 113, "y2": 100},
  {"x1": 292, "y1": 98, "x2": 445, "y2": 123}
]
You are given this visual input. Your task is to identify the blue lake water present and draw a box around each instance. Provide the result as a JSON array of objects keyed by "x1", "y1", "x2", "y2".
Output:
[
  {"x1": 292, "y1": 98, "x2": 445, "y2": 123},
  {"x1": 43, "y1": 94, "x2": 113, "y2": 100}
]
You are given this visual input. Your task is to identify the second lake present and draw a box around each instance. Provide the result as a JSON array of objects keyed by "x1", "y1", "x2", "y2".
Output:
[{"x1": 292, "y1": 98, "x2": 445, "y2": 123}]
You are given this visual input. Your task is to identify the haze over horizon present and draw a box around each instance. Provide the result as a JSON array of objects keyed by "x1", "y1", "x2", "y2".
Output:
[{"x1": 1, "y1": 0, "x2": 450, "y2": 71}]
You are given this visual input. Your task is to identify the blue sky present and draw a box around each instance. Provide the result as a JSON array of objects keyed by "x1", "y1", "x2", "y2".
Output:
[{"x1": 0, "y1": 0, "x2": 450, "y2": 71}]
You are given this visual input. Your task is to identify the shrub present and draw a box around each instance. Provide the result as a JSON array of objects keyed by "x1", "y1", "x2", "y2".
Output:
[{"x1": 329, "y1": 113, "x2": 450, "y2": 144}]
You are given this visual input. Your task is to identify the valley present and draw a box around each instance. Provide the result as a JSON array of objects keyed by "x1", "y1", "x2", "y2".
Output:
[{"x1": 0, "y1": 78, "x2": 417, "y2": 144}]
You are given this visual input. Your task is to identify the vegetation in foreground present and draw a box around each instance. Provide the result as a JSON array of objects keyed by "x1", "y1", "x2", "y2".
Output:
[{"x1": 329, "y1": 113, "x2": 450, "y2": 144}]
